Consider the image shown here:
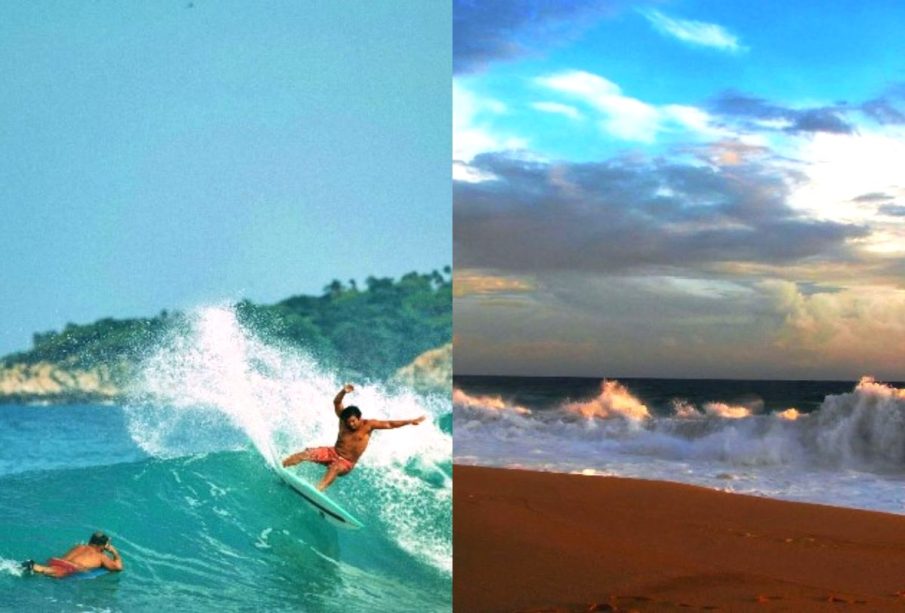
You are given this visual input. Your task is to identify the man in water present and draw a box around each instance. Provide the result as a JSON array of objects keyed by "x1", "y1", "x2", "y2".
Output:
[
  {"x1": 282, "y1": 383, "x2": 426, "y2": 491},
  {"x1": 22, "y1": 531, "x2": 124, "y2": 578}
]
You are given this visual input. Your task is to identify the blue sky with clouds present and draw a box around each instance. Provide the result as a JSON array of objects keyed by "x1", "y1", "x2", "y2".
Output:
[
  {"x1": 0, "y1": 1, "x2": 450, "y2": 355},
  {"x1": 454, "y1": 0, "x2": 905, "y2": 379}
]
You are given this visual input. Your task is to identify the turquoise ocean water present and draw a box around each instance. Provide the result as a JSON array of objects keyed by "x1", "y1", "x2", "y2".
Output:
[{"x1": 0, "y1": 308, "x2": 451, "y2": 612}]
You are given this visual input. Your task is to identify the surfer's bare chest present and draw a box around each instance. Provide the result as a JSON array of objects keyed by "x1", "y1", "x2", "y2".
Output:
[{"x1": 334, "y1": 422, "x2": 373, "y2": 460}]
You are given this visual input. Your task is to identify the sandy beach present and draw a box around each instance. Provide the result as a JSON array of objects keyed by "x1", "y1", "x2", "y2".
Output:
[{"x1": 454, "y1": 465, "x2": 905, "y2": 612}]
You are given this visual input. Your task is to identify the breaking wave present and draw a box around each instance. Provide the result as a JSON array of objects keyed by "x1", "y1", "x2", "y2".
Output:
[
  {"x1": 455, "y1": 376, "x2": 905, "y2": 470},
  {"x1": 126, "y1": 306, "x2": 452, "y2": 573}
]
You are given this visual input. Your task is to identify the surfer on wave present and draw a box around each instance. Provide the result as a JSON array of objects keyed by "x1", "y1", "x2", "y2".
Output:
[
  {"x1": 21, "y1": 531, "x2": 123, "y2": 578},
  {"x1": 282, "y1": 383, "x2": 425, "y2": 491}
]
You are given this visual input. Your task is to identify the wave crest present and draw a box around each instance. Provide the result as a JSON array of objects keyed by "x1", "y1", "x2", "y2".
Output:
[
  {"x1": 564, "y1": 379, "x2": 650, "y2": 421},
  {"x1": 452, "y1": 388, "x2": 531, "y2": 415},
  {"x1": 814, "y1": 376, "x2": 905, "y2": 467}
]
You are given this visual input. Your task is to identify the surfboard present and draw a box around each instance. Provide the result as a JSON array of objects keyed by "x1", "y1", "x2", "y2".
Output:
[
  {"x1": 62, "y1": 568, "x2": 111, "y2": 580},
  {"x1": 273, "y1": 464, "x2": 364, "y2": 530}
]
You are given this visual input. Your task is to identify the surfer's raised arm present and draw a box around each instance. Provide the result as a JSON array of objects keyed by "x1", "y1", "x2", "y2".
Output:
[
  {"x1": 368, "y1": 415, "x2": 426, "y2": 430},
  {"x1": 334, "y1": 384, "x2": 354, "y2": 417}
]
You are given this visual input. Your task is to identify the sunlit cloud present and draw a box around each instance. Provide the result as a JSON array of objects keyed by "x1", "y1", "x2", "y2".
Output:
[
  {"x1": 695, "y1": 139, "x2": 773, "y2": 167},
  {"x1": 761, "y1": 279, "x2": 905, "y2": 369},
  {"x1": 454, "y1": 270, "x2": 537, "y2": 297},
  {"x1": 788, "y1": 129, "x2": 905, "y2": 250},
  {"x1": 455, "y1": 264, "x2": 905, "y2": 379}
]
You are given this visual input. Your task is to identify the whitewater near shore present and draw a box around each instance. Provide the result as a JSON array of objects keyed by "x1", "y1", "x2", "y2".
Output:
[{"x1": 454, "y1": 374, "x2": 905, "y2": 514}]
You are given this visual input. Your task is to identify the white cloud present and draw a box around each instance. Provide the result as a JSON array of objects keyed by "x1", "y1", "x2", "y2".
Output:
[
  {"x1": 642, "y1": 9, "x2": 746, "y2": 53},
  {"x1": 786, "y1": 127, "x2": 905, "y2": 254},
  {"x1": 453, "y1": 80, "x2": 528, "y2": 181},
  {"x1": 664, "y1": 104, "x2": 717, "y2": 134},
  {"x1": 531, "y1": 101, "x2": 584, "y2": 120},
  {"x1": 536, "y1": 71, "x2": 662, "y2": 142},
  {"x1": 536, "y1": 70, "x2": 724, "y2": 143}
]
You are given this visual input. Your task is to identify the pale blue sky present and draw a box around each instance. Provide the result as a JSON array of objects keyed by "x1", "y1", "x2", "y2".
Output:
[{"x1": 0, "y1": 1, "x2": 450, "y2": 355}]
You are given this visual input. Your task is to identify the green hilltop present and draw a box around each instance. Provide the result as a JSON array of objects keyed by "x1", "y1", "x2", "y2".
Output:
[{"x1": 0, "y1": 269, "x2": 451, "y2": 403}]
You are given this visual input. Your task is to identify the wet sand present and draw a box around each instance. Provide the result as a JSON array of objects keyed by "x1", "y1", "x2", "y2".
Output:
[{"x1": 454, "y1": 465, "x2": 905, "y2": 612}]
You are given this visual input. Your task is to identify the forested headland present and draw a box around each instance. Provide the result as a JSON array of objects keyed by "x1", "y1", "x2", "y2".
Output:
[{"x1": 0, "y1": 269, "x2": 451, "y2": 403}]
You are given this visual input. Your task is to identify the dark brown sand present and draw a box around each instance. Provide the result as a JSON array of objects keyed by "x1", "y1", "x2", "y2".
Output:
[{"x1": 454, "y1": 465, "x2": 905, "y2": 612}]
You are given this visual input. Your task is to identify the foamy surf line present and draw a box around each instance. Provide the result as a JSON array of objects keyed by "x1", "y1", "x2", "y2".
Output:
[
  {"x1": 0, "y1": 558, "x2": 24, "y2": 577},
  {"x1": 123, "y1": 305, "x2": 451, "y2": 573},
  {"x1": 454, "y1": 377, "x2": 905, "y2": 514}
]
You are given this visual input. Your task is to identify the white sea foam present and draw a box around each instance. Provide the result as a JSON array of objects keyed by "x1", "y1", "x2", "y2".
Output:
[
  {"x1": 254, "y1": 528, "x2": 273, "y2": 550},
  {"x1": 0, "y1": 558, "x2": 24, "y2": 577},
  {"x1": 808, "y1": 377, "x2": 905, "y2": 467}
]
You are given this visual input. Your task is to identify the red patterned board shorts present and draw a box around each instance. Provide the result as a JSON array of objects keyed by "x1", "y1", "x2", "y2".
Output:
[
  {"x1": 48, "y1": 558, "x2": 82, "y2": 577},
  {"x1": 306, "y1": 447, "x2": 356, "y2": 475}
]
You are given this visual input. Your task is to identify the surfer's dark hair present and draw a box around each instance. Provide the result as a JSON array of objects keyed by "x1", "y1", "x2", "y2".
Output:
[
  {"x1": 89, "y1": 531, "x2": 109, "y2": 547},
  {"x1": 341, "y1": 406, "x2": 362, "y2": 422}
]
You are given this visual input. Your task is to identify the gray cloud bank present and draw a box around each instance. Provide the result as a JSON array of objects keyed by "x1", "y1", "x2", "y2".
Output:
[
  {"x1": 861, "y1": 83, "x2": 905, "y2": 125},
  {"x1": 453, "y1": 141, "x2": 905, "y2": 380},
  {"x1": 455, "y1": 153, "x2": 867, "y2": 275},
  {"x1": 711, "y1": 91, "x2": 854, "y2": 134},
  {"x1": 712, "y1": 86, "x2": 905, "y2": 134},
  {"x1": 453, "y1": 0, "x2": 622, "y2": 74}
]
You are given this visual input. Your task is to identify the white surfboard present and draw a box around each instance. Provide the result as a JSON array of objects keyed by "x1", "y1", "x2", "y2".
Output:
[{"x1": 273, "y1": 464, "x2": 364, "y2": 530}]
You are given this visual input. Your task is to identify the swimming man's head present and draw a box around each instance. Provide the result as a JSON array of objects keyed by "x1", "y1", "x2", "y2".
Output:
[{"x1": 89, "y1": 531, "x2": 109, "y2": 548}]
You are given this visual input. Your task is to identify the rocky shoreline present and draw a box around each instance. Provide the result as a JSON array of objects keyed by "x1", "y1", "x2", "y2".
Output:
[
  {"x1": 0, "y1": 343, "x2": 451, "y2": 405},
  {"x1": 0, "y1": 361, "x2": 127, "y2": 405},
  {"x1": 391, "y1": 343, "x2": 452, "y2": 394}
]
